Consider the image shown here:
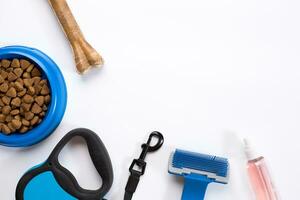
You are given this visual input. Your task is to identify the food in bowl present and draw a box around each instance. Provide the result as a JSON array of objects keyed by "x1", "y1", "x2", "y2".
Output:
[{"x1": 0, "y1": 58, "x2": 51, "y2": 134}]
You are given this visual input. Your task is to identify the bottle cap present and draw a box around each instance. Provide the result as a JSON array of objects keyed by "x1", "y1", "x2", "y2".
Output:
[{"x1": 243, "y1": 138, "x2": 259, "y2": 160}]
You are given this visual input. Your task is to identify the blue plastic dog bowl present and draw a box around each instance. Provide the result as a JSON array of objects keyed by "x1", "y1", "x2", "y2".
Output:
[{"x1": 0, "y1": 46, "x2": 67, "y2": 147}]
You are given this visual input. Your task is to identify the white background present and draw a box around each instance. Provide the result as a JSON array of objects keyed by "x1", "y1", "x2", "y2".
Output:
[{"x1": 0, "y1": 0, "x2": 299, "y2": 199}]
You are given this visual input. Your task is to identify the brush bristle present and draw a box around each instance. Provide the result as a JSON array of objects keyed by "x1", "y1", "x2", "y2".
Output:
[{"x1": 171, "y1": 149, "x2": 229, "y2": 179}]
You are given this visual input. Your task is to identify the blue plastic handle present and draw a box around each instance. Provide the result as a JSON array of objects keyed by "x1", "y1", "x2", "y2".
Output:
[
  {"x1": 24, "y1": 171, "x2": 76, "y2": 200},
  {"x1": 182, "y1": 174, "x2": 212, "y2": 200}
]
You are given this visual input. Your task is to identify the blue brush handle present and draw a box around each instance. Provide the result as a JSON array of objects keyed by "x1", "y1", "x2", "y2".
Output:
[{"x1": 182, "y1": 174, "x2": 212, "y2": 200}]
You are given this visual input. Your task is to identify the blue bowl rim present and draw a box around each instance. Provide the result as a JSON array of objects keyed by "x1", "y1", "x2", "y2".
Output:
[{"x1": 0, "y1": 46, "x2": 67, "y2": 147}]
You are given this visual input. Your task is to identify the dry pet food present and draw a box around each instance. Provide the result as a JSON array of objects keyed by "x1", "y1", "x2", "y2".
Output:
[{"x1": 0, "y1": 58, "x2": 51, "y2": 134}]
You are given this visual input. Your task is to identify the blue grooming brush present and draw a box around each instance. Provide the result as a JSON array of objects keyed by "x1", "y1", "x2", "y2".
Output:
[{"x1": 168, "y1": 149, "x2": 229, "y2": 200}]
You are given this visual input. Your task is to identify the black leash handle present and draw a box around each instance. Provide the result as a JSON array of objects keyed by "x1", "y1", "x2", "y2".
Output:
[
  {"x1": 124, "y1": 131, "x2": 164, "y2": 200},
  {"x1": 47, "y1": 128, "x2": 114, "y2": 199},
  {"x1": 16, "y1": 128, "x2": 114, "y2": 200}
]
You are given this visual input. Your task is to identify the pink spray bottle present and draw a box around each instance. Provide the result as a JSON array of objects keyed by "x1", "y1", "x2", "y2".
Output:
[{"x1": 244, "y1": 139, "x2": 279, "y2": 200}]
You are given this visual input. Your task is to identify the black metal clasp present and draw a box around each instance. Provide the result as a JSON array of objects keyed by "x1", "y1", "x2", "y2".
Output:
[
  {"x1": 125, "y1": 131, "x2": 164, "y2": 200},
  {"x1": 129, "y1": 131, "x2": 164, "y2": 175}
]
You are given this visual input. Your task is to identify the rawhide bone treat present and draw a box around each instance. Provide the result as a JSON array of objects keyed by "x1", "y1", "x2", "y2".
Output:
[
  {"x1": 49, "y1": 0, "x2": 103, "y2": 74},
  {"x1": 0, "y1": 59, "x2": 51, "y2": 135}
]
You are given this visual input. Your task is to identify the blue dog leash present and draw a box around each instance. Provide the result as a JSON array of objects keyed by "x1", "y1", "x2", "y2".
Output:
[{"x1": 16, "y1": 128, "x2": 114, "y2": 200}]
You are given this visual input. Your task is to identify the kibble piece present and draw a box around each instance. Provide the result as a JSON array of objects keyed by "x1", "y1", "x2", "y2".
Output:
[
  {"x1": 1, "y1": 59, "x2": 11, "y2": 68},
  {"x1": 15, "y1": 82, "x2": 24, "y2": 91},
  {"x1": 28, "y1": 86, "x2": 35, "y2": 96},
  {"x1": 6, "y1": 87, "x2": 17, "y2": 97},
  {"x1": 14, "y1": 68, "x2": 23, "y2": 78},
  {"x1": 26, "y1": 64, "x2": 34, "y2": 73},
  {"x1": 11, "y1": 59, "x2": 20, "y2": 68},
  {"x1": 34, "y1": 85, "x2": 42, "y2": 95},
  {"x1": 18, "y1": 89, "x2": 27, "y2": 97},
  {"x1": 21, "y1": 103, "x2": 31, "y2": 112},
  {"x1": 11, "y1": 119, "x2": 22, "y2": 129},
  {"x1": 8, "y1": 72, "x2": 18, "y2": 82},
  {"x1": 0, "y1": 99, "x2": 4, "y2": 107},
  {"x1": 11, "y1": 97, "x2": 21, "y2": 107},
  {"x1": 31, "y1": 103, "x2": 42, "y2": 114},
  {"x1": 5, "y1": 115, "x2": 13, "y2": 122},
  {"x1": 0, "y1": 75, "x2": 4, "y2": 84},
  {"x1": 40, "y1": 85, "x2": 50, "y2": 95},
  {"x1": 24, "y1": 112, "x2": 34, "y2": 121},
  {"x1": 0, "y1": 114, "x2": 6, "y2": 123},
  {"x1": 2, "y1": 106, "x2": 11, "y2": 115},
  {"x1": 39, "y1": 111, "x2": 46, "y2": 117},
  {"x1": 30, "y1": 116, "x2": 39, "y2": 126},
  {"x1": 45, "y1": 95, "x2": 51, "y2": 104},
  {"x1": 23, "y1": 72, "x2": 31, "y2": 79},
  {"x1": 20, "y1": 59, "x2": 30, "y2": 70},
  {"x1": 10, "y1": 109, "x2": 20, "y2": 115},
  {"x1": 19, "y1": 126, "x2": 28, "y2": 133},
  {"x1": 21, "y1": 119, "x2": 30, "y2": 126},
  {"x1": 39, "y1": 80, "x2": 48, "y2": 86},
  {"x1": 31, "y1": 67, "x2": 41, "y2": 77},
  {"x1": 2, "y1": 124, "x2": 11, "y2": 134},
  {"x1": 9, "y1": 82, "x2": 15, "y2": 88},
  {"x1": 0, "y1": 70, "x2": 8, "y2": 80},
  {"x1": 32, "y1": 77, "x2": 41, "y2": 85},
  {"x1": 0, "y1": 82, "x2": 9, "y2": 93},
  {"x1": 24, "y1": 78, "x2": 34, "y2": 88},
  {"x1": 2, "y1": 96, "x2": 11, "y2": 105},
  {"x1": 6, "y1": 67, "x2": 13, "y2": 72},
  {"x1": 38, "y1": 119, "x2": 42, "y2": 124},
  {"x1": 23, "y1": 94, "x2": 34, "y2": 104},
  {"x1": 35, "y1": 96, "x2": 44, "y2": 106},
  {"x1": 14, "y1": 115, "x2": 21, "y2": 120},
  {"x1": 16, "y1": 78, "x2": 24, "y2": 85},
  {"x1": 7, "y1": 123, "x2": 16, "y2": 132}
]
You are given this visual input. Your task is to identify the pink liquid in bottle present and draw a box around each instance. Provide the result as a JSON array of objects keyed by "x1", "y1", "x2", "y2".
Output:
[{"x1": 244, "y1": 140, "x2": 279, "y2": 200}]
